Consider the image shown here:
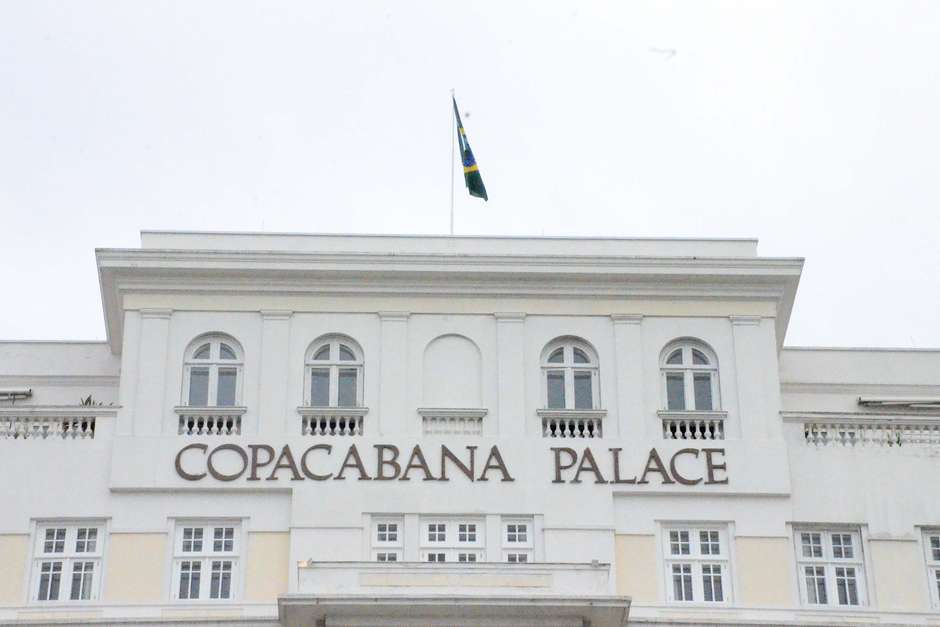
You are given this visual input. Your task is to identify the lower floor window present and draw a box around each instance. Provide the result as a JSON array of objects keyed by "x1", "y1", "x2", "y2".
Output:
[
  {"x1": 33, "y1": 522, "x2": 105, "y2": 602},
  {"x1": 662, "y1": 525, "x2": 730, "y2": 604},
  {"x1": 794, "y1": 527, "x2": 866, "y2": 607},
  {"x1": 177, "y1": 559, "x2": 234, "y2": 600}
]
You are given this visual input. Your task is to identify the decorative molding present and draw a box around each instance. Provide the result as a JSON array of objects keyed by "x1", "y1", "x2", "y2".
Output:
[
  {"x1": 417, "y1": 407, "x2": 488, "y2": 420},
  {"x1": 781, "y1": 410, "x2": 940, "y2": 424},
  {"x1": 610, "y1": 313, "x2": 643, "y2": 325},
  {"x1": 730, "y1": 315, "x2": 762, "y2": 326},
  {"x1": 296, "y1": 406, "x2": 369, "y2": 417},
  {"x1": 494, "y1": 312, "x2": 526, "y2": 322}
]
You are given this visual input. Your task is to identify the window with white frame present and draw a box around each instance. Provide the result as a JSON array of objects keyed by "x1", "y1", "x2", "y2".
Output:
[
  {"x1": 541, "y1": 338, "x2": 599, "y2": 410},
  {"x1": 182, "y1": 335, "x2": 243, "y2": 407},
  {"x1": 661, "y1": 341, "x2": 719, "y2": 411},
  {"x1": 31, "y1": 522, "x2": 105, "y2": 602},
  {"x1": 419, "y1": 518, "x2": 484, "y2": 563},
  {"x1": 305, "y1": 336, "x2": 364, "y2": 407},
  {"x1": 372, "y1": 517, "x2": 403, "y2": 562},
  {"x1": 172, "y1": 522, "x2": 240, "y2": 601},
  {"x1": 503, "y1": 519, "x2": 534, "y2": 563},
  {"x1": 662, "y1": 525, "x2": 730, "y2": 604},
  {"x1": 923, "y1": 529, "x2": 940, "y2": 607},
  {"x1": 794, "y1": 528, "x2": 866, "y2": 607}
]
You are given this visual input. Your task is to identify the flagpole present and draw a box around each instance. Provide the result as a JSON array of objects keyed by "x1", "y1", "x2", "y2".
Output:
[{"x1": 449, "y1": 88, "x2": 456, "y2": 236}]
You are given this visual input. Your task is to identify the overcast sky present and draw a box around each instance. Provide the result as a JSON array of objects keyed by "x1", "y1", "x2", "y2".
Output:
[{"x1": 1, "y1": 1, "x2": 938, "y2": 347}]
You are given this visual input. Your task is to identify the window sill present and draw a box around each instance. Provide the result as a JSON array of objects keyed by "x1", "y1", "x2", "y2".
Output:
[
  {"x1": 536, "y1": 408, "x2": 607, "y2": 420},
  {"x1": 417, "y1": 407, "x2": 488, "y2": 420},
  {"x1": 657, "y1": 410, "x2": 728, "y2": 420},
  {"x1": 297, "y1": 406, "x2": 369, "y2": 417},
  {"x1": 174, "y1": 406, "x2": 247, "y2": 417}
]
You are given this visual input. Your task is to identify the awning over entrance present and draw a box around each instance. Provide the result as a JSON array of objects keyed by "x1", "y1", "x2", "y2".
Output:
[
  {"x1": 279, "y1": 561, "x2": 630, "y2": 627},
  {"x1": 279, "y1": 594, "x2": 630, "y2": 627}
]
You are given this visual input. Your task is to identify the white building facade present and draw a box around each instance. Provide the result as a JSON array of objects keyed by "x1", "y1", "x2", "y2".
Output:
[{"x1": 1, "y1": 231, "x2": 939, "y2": 626}]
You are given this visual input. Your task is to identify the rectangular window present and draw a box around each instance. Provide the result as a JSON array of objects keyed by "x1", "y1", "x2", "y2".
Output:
[
  {"x1": 33, "y1": 523, "x2": 104, "y2": 602},
  {"x1": 662, "y1": 525, "x2": 730, "y2": 604},
  {"x1": 420, "y1": 518, "x2": 487, "y2": 563},
  {"x1": 310, "y1": 368, "x2": 330, "y2": 406},
  {"x1": 188, "y1": 367, "x2": 210, "y2": 406},
  {"x1": 337, "y1": 369, "x2": 358, "y2": 407},
  {"x1": 546, "y1": 371, "x2": 565, "y2": 409},
  {"x1": 216, "y1": 368, "x2": 237, "y2": 407},
  {"x1": 371, "y1": 517, "x2": 403, "y2": 562},
  {"x1": 458, "y1": 523, "x2": 477, "y2": 543},
  {"x1": 427, "y1": 552, "x2": 446, "y2": 562},
  {"x1": 666, "y1": 373, "x2": 685, "y2": 410},
  {"x1": 794, "y1": 527, "x2": 866, "y2": 607},
  {"x1": 427, "y1": 523, "x2": 446, "y2": 543},
  {"x1": 922, "y1": 529, "x2": 940, "y2": 607},
  {"x1": 693, "y1": 373, "x2": 713, "y2": 410},
  {"x1": 173, "y1": 522, "x2": 240, "y2": 601},
  {"x1": 502, "y1": 518, "x2": 534, "y2": 563},
  {"x1": 573, "y1": 371, "x2": 593, "y2": 409}
]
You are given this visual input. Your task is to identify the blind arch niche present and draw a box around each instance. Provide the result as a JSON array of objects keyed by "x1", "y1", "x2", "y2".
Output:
[{"x1": 422, "y1": 334, "x2": 483, "y2": 408}]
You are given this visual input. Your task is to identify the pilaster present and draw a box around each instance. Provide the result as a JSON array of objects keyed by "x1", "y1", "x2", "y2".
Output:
[
  {"x1": 611, "y1": 314, "x2": 643, "y2": 439},
  {"x1": 259, "y1": 310, "x2": 292, "y2": 437},
  {"x1": 494, "y1": 313, "x2": 526, "y2": 437},
  {"x1": 134, "y1": 308, "x2": 172, "y2": 436},
  {"x1": 378, "y1": 312, "x2": 410, "y2": 436}
]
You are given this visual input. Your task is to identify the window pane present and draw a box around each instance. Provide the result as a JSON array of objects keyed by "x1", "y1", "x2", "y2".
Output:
[
  {"x1": 692, "y1": 349, "x2": 709, "y2": 365},
  {"x1": 547, "y1": 348, "x2": 564, "y2": 363},
  {"x1": 805, "y1": 566, "x2": 827, "y2": 604},
  {"x1": 217, "y1": 368, "x2": 237, "y2": 407},
  {"x1": 339, "y1": 345, "x2": 356, "y2": 361},
  {"x1": 836, "y1": 567, "x2": 859, "y2": 605},
  {"x1": 672, "y1": 563, "x2": 693, "y2": 601},
  {"x1": 546, "y1": 371, "x2": 565, "y2": 408},
  {"x1": 572, "y1": 348, "x2": 590, "y2": 364},
  {"x1": 831, "y1": 533, "x2": 853, "y2": 559},
  {"x1": 338, "y1": 369, "x2": 358, "y2": 407},
  {"x1": 702, "y1": 564, "x2": 723, "y2": 602},
  {"x1": 801, "y1": 533, "x2": 823, "y2": 558},
  {"x1": 666, "y1": 349, "x2": 683, "y2": 365},
  {"x1": 574, "y1": 371, "x2": 593, "y2": 409},
  {"x1": 310, "y1": 368, "x2": 330, "y2": 406},
  {"x1": 219, "y1": 343, "x2": 236, "y2": 360},
  {"x1": 693, "y1": 373, "x2": 713, "y2": 410},
  {"x1": 931, "y1": 536, "x2": 940, "y2": 561},
  {"x1": 189, "y1": 368, "x2": 209, "y2": 406},
  {"x1": 193, "y1": 343, "x2": 210, "y2": 359},
  {"x1": 666, "y1": 373, "x2": 685, "y2": 410},
  {"x1": 313, "y1": 345, "x2": 331, "y2": 360}
]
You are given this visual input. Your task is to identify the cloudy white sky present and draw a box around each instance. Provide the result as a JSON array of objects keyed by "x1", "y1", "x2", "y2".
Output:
[{"x1": 1, "y1": 1, "x2": 938, "y2": 347}]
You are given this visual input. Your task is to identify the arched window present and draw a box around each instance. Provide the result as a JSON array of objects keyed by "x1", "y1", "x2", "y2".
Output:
[
  {"x1": 305, "y1": 336, "x2": 364, "y2": 408},
  {"x1": 541, "y1": 338, "x2": 599, "y2": 410},
  {"x1": 661, "y1": 340, "x2": 719, "y2": 411},
  {"x1": 183, "y1": 335, "x2": 243, "y2": 407}
]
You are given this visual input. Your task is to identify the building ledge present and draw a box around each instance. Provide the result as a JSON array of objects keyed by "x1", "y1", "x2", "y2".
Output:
[{"x1": 278, "y1": 593, "x2": 630, "y2": 627}]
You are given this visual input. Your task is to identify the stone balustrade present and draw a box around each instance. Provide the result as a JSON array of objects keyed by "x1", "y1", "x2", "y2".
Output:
[
  {"x1": 659, "y1": 411, "x2": 726, "y2": 440},
  {"x1": 298, "y1": 406, "x2": 367, "y2": 436}
]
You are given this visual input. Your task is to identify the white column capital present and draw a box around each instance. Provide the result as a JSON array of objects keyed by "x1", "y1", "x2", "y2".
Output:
[
  {"x1": 610, "y1": 313, "x2": 643, "y2": 325},
  {"x1": 378, "y1": 311, "x2": 410, "y2": 322},
  {"x1": 260, "y1": 310, "x2": 293, "y2": 320},
  {"x1": 730, "y1": 315, "x2": 762, "y2": 327},
  {"x1": 139, "y1": 308, "x2": 172, "y2": 320},
  {"x1": 494, "y1": 312, "x2": 526, "y2": 322}
]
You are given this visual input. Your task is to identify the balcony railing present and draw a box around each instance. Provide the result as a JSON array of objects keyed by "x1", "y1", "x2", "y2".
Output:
[
  {"x1": 801, "y1": 417, "x2": 940, "y2": 448},
  {"x1": 0, "y1": 407, "x2": 106, "y2": 440},
  {"x1": 659, "y1": 411, "x2": 727, "y2": 440},
  {"x1": 537, "y1": 409, "x2": 606, "y2": 438},
  {"x1": 297, "y1": 406, "x2": 367, "y2": 436},
  {"x1": 174, "y1": 406, "x2": 245, "y2": 436},
  {"x1": 418, "y1": 408, "x2": 486, "y2": 436}
]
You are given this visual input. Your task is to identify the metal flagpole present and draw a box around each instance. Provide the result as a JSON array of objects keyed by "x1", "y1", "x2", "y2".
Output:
[{"x1": 450, "y1": 88, "x2": 456, "y2": 236}]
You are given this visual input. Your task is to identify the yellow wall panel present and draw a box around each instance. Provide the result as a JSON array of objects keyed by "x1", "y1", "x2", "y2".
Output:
[
  {"x1": 735, "y1": 536, "x2": 794, "y2": 607},
  {"x1": 870, "y1": 539, "x2": 928, "y2": 610},
  {"x1": 244, "y1": 532, "x2": 289, "y2": 602},
  {"x1": 614, "y1": 534, "x2": 658, "y2": 602},
  {"x1": 0, "y1": 535, "x2": 29, "y2": 604},
  {"x1": 102, "y1": 533, "x2": 167, "y2": 603}
]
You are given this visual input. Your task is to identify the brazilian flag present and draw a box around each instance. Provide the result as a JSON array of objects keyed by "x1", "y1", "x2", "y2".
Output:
[{"x1": 453, "y1": 97, "x2": 488, "y2": 201}]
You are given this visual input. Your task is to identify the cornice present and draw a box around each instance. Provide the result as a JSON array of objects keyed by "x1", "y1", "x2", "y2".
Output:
[{"x1": 97, "y1": 248, "x2": 803, "y2": 355}]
